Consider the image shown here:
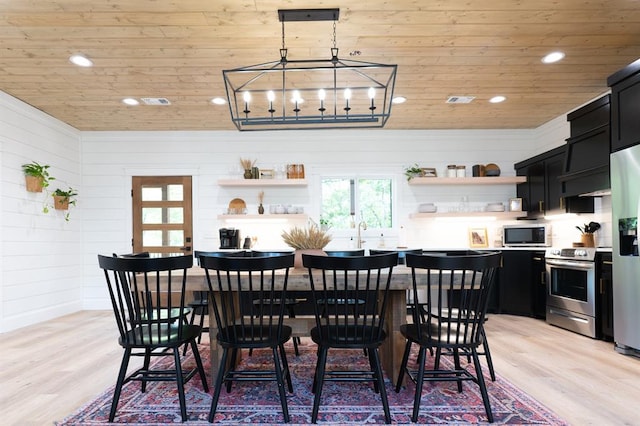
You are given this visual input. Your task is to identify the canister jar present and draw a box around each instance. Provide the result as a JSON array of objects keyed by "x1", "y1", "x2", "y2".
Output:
[
  {"x1": 456, "y1": 165, "x2": 466, "y2": 177},
  {"x1": 447, "y1": 165, "x2": 457, "y2": 178}
]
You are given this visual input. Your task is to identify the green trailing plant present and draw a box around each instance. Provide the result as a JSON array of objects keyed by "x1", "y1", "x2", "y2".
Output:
[
  {"x1": 21, "y1": 161, "x2": 55, "y2": 189},
  {"x1": 403, "y1": 164, "x2": 424, "y2": 181},
  {"x1": 48, "y1": 187, "x2": 78, "y2": 221}
]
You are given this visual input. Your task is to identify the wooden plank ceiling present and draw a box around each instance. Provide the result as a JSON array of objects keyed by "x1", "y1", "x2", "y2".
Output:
[{"x1": 1, "y1": 0, "x2": 640, "y2": 131}]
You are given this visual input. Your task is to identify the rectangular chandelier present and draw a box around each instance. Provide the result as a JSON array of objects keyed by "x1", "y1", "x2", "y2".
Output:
[{"x1": 222, "y1": 9, "x2": 398, "y2": 131}]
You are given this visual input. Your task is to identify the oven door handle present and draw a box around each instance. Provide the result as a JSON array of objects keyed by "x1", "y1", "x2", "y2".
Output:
[{"x1": 545, "y1": 259, "x2": 595, "y2": 270}]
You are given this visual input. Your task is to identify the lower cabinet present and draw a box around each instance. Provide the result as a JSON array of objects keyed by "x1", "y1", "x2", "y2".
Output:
[
  {"x1": 497, "y1": 250, "x2": 535, "y2": 316},
  {"x1": 597, "y1": 252, "x2": 614, "y2": 340},
  {"x1": 531, "y1": 251, "x2": 547, "y2": 319},
  {"x1": 494, "y1": 250, "x2": 546, "y2": 318}
]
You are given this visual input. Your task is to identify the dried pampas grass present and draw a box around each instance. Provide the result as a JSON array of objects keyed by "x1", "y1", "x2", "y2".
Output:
[{"x1": 281, "y1": 224, "x2": 331, "y2": 249}]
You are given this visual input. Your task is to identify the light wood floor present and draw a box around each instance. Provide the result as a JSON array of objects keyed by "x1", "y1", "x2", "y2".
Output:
[{"x1": 1, "y1": 311, "x2": 639, "y2": 425}]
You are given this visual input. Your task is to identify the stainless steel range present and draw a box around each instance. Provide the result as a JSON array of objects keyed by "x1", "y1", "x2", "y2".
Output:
[{"x1": 545, "y1": 247, "x2": 597, "y2": 338}]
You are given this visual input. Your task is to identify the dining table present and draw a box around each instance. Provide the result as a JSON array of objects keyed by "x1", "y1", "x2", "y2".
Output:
[{"x1": 185, "y1": 264, "x2": 465, "y2": 384}]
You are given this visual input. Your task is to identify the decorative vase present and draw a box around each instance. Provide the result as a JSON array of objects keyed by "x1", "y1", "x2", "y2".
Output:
[
  {"x1": 294, "y1": 248, "x2": 327, "y2": 269},
  {"x1": 25, "y1": 175, "x2": 44, "y2": 192},
  {"x1": 258, "y1": 203, "x2": 264, "y2": 214},
  {"x1": 581, "y1": 233, "x2": 595, "y2": 247},
  {"x1": 53, "y1": 195, "x2": 69, "y2": 210},
  {"x1": 243, "y1": 169, "x2": 253, "y2": 179}
]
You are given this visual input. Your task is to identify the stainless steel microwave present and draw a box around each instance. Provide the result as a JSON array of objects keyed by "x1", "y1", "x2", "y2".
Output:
[{"x1": 502, "y1": 224, "x2": 550, "y2": 247}]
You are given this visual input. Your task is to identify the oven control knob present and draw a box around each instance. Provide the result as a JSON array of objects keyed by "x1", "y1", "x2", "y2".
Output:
[{"x1": 575, "y1": 249, "x2": 586, "y2": 257}]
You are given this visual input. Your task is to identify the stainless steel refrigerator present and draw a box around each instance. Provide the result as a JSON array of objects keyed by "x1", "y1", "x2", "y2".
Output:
[{"x1": 611, "y1": 144, "x2": 640, "y2": 355}]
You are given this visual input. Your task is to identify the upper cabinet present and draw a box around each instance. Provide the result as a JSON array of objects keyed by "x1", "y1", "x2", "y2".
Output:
[
  {"x1": 515, "y1": 146, "x2": 594, "y2": 218},
  {"x1": 559, "y1": 94, "x2": 611, "y2": 197},
  {"x1": 608, "y1": 58, "x2": 640, "y2": 152}
]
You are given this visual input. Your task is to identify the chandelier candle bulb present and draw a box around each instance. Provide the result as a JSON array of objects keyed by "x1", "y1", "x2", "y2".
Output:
[
  {"x1": 267, "y1": 91, "x2": 275, "y2": 115},
  {"x1": 344, "y1": 88, "x2": 352, "y2": 115}
]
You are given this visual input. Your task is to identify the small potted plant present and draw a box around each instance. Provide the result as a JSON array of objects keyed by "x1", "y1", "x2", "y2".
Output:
[
  {"x1": 281, "y1": 223, "x2": 332, "y2": 268},
  {"x1": 404, "y1": 164, "x2": 424, "y2": 181},
  {"x1": 50, "y1": 187, "x2": 78, "y2": 221},
  {"x1": 22, "y1": 161, "x2": 55, "y2": 192}
]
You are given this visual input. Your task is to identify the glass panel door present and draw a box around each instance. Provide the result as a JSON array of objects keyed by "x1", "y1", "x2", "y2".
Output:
[{"x1": 132, "y1": 176, "x2": 192, "y2": 255}]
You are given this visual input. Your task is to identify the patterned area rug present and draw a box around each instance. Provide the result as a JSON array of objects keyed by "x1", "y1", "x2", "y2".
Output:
[{"x1": 56, "y1": 341, "x2": 567, "y2": 425}]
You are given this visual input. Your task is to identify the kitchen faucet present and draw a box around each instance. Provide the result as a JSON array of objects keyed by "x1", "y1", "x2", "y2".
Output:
[{"x1": 357, "y1": 221, "x2": 367, "y2": 249}]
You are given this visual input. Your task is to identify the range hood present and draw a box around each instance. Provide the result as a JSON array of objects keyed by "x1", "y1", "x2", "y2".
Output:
[{"x1": 559, "y1": 95, "x2": 611, "y2": 198}]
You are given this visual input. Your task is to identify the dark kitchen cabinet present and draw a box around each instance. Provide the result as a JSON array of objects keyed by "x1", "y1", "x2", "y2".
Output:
[
  {"x1": 560, "y1": 95, "x2": 611, "y2": 197},
  {"x1": 531, "y1": 251, "x2": 547, "y2": 319},
  {"x1": 498, "y1": 250, "x2": 535, "y2": 316},
  {"x1": 597, "y1": 252, "x2": 614, "y2": 340},
  {"x1": 608, "y1": 58, "x2": 640, "y2": 152},
  {"x1": 516, "y1": 146, "x2": 565, "y2": 217},
  {"x1": 516, "y1": 146, "x2": 593, "y2": 218}
]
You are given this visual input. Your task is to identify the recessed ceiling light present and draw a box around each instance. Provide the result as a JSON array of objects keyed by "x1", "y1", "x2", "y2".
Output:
[
  {"x1": 392, "y1": 96, "x2": 407, "y2": 104},
  {"x1": 541, "y1": 51, "x2": 565, "y2": 64},
  {"x1": 122, "y1": 98, "x2": 139, "y2": 106},
  {"x1": 69, "y1": 54, "x2": 93, "y2": 67},
  {"x1": 489, "y1": 96, "x2": 506, "y2": 103},
  {"x1": 211, "y1": 97, "x2": 227, "y2": 105}
]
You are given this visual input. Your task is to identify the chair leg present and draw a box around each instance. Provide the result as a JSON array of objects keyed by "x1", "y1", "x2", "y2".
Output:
[
  {"x1": 141, "y1": 348, "x2": 152, "y2": 392},
  {"x1": 453, "y1": 349, "x2": 463, "y2": 393},
  {"x1": 286, "y1": 305, "x2": 301, "y2": 356},
  {"x1": 109, "y1": 348, "x2": 132, "y2": 422},
  {"x1": 366, "y1": 348, "x2": 379, "y2": 393},
  {"x1": 370, "y1": 348, "x2": 391, "y2": 424},
  {"x1": 395, "y1": 340, "x2": 412, "y2": 392},
  {"x1": 272, "y1": 346, "x2": 291, "y2": 423},
  {"x1": 411, "y1": 346, "x2": 428, "y2": 423},
  {"x1": 172, "y1": 347, "x2": 188, "y2": 422},
  {"x1": 208, "y1": 348, "x2": 229, "y2": 423},
  {"x1": 191, "y1": 340, "x2": 209, "y2": 392},
  {"x1": 481, "y1": 326, "x2": 496, "y2": 381},
  {"x1": 311, "y1": 346, "x2": 329, "y2": 423},
  {"x1": 183, "y1": 310, "x2": 197, "y2": 356},
  {"x1": 279, "y1": 343, "x2": 294, "y2": 393},
  {"x1": 226, "y1": 348, "x2": 238, "y2": 392},
  {"x1": 472, "y1": 349, "x2": 494, "y2": 423}
]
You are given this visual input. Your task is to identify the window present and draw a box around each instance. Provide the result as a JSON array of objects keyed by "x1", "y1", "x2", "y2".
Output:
[{"x1": 321, "y1": 177, "x2": 393, "y2": 230}]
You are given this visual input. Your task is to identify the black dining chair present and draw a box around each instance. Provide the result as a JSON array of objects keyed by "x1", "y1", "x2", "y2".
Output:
[
  {"x1": 200, "y1": 252, "x2": 295, "y2": 423},
  {"x1": 395, "y1": 251, "x2": 502, "y2": 423},
  {"x1": 98, "y1": 254, "x2": 209, "y2": 422},
  {"x1": 317, "y1": 249, "x2": 367, "y2": 316},
  {"x1": 303, "y1": 252, "x2": 398, "y2": 424},
  {"x1": 183, "y1": 250, "x2": 248, "y2": 355},
  {"x1": 249, "y1": 250, "x2": 303, "y2": 355},
  {"x1": 419, "y1": 250, "x2": 498, "y2": 381},
  {"x1": 113, "y1": 251, "x2": 192, "y2": 326}
]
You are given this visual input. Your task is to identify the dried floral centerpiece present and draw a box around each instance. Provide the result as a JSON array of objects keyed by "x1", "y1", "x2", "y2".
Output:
[
  {"x1": 258, "y1": 190, "x2": 265, "y2": 214},
  {"x1": 281, "y1": 223, "x2": 331, "y2": 268},
  {"x1": 240, "y1": 157, "x2": 256, "y2": 179}
]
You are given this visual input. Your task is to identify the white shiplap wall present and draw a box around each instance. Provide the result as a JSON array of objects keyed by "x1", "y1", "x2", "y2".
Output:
[
  {"x1": 0, "y1": 92, "x2": 82, "y2": 332},
  {"x1": 4, "y1": 89, "x2": 603, "y2": 332}
]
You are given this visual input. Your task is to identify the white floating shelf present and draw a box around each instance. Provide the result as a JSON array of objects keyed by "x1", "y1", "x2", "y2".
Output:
[
  {"x1": 407, "y1": 176, "x2": 526, "y2": 185},
  {"x1": 217, "y1": 214, "x2": 309, "y2": 220},
  {"x1": 218, "y1": 179, "x2": 307, "y2": 187},
  {"x1": 409, "y1": 211, "x2": 526, "y2": 219}
]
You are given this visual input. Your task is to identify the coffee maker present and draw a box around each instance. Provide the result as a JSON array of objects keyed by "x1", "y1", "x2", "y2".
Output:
[{"x1": 219, "y1": 228, "x2": 240, "y2": 249}]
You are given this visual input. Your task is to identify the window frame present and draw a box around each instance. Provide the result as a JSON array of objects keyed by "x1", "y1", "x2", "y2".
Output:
[{"x1": 320, "y1": 174, "x2": 397, "y2": 237}]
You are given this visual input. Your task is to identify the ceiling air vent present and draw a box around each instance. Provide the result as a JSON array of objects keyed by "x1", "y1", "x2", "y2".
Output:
[
  {"x1": 141, "y1": 97, "x2": 171, "y2": 105},
  {"x1": 446, "y1": 96, "x2": 475, "y2": 104}
]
